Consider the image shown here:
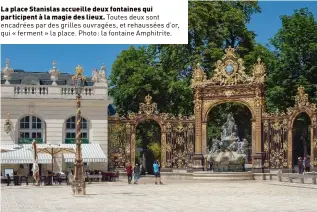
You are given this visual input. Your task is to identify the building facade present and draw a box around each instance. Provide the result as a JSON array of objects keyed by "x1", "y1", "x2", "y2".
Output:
[{"x1": 1, "y1": 60, "x2": 111, "y2": 176}]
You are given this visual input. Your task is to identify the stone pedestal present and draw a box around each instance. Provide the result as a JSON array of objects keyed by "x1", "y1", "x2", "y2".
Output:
[
  {"x1": 192, "y1": 154, "x2": 204, "y2": 171},
  {"x1": 252, "y1": 152, "x2": 265, "y2": 173}
]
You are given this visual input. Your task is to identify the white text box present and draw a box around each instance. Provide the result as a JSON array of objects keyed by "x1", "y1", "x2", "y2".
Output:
[{"x1": 0, "y1": 0, "x2": 188, "y2": 44}]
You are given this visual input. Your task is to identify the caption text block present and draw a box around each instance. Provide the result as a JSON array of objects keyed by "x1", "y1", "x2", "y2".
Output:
[{"x1": 0, "y1": 0, "x2": 188, "y2": 44}]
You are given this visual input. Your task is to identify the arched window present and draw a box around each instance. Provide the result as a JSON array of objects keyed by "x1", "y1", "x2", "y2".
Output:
[
  {"x1": 65, "y1": 116, "x2": 89, "y2": 144},
  {"x1": 19, "y1": 115, "x2": 44, "y2": 144}
]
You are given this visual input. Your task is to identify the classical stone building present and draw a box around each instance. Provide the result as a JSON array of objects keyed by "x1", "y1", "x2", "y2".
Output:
[{"x1": 1, "y1": 60, "x2": 111, "y2": 175}]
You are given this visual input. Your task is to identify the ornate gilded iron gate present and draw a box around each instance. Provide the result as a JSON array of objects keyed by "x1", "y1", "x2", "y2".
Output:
[
  {"x1": 109, "y1": 47, "x2": 317, "y2": 172},
  {"x1": 262, "y1": 116, "x2": 289, "y2": 169},
  {"x1": 262, "y1": 86, "x2": 317, "y2": 170},
  {"x1": 108, "y1": 95, "x2": 195, "y2": 170}
]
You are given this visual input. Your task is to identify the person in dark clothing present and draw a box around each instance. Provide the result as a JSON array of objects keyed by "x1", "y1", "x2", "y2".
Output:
[
  {"x1": 298, "y1": 157, "x2": 304, "y2": 174},
  {"x1": 133, "y1": 163, "x2": 141, "y2": 184},
  {"x1": 304, "y1": 156, "x2": 311, "y2": 172},
  {"x1": 126, "y1": 162, "x2": 133, "y2": 184}
]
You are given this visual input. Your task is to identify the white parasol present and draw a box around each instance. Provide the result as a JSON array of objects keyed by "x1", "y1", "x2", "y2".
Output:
[{"x1": 36, "y1": 144, "x2": 75, "y2": 184}]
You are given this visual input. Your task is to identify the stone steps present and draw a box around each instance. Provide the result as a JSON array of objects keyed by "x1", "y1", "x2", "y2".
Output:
[{"x1": 193, "y1": 171, "x2": 254, "y2": 181}]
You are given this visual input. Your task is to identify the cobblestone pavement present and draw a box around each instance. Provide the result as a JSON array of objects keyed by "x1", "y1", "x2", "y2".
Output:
[{"x1": 1, "y1": 179, "x2": 317, "y2": 212}]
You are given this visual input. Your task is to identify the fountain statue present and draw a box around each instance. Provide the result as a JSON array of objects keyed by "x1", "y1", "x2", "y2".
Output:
[{"x1": 207, "y1": 113, "x2": 250, "y2": 172}]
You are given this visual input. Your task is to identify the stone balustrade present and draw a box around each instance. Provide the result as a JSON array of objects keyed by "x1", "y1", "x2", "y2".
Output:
[{"x1": 1, "y1": 84, "x2": 108, "y2": 100}]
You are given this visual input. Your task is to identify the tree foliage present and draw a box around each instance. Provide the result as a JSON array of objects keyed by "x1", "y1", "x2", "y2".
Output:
[{"x1": 267, "y1": 8, "x2": 317, "y2": 111}]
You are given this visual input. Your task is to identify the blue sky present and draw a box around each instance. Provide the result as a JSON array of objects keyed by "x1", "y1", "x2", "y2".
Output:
[{"x1": 1, "y1": 1, "x2": 317, "y2": 77}]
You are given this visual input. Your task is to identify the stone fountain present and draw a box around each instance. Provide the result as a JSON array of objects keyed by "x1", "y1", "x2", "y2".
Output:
[{"x1": 207, "y1": 113, "x2": 250, "y2": 172}]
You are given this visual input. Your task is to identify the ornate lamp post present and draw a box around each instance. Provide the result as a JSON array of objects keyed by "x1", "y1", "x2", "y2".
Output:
[{"x1": 72, "y1": 65, "x2": 86, "y2": 195}]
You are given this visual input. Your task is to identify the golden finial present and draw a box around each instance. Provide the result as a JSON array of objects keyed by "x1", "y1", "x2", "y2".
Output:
[
  {"x1": 75, "y1": 65, "x2": 83, "y2": 75},
  {"x1": 5, "y1": 59, "x2": 10, "y2": 68},
  {"x1": 145, "y1": 94, "x2": 152, "y2": 104},
  {"x1": 6, "y1": 112, "x2": 10, "y2": 120},
  {"x1": 224, "y1": 46, "x2": 236, "y2": 58},
  {"x1": 298, "y1": 86, "x2": 305, "y2": 95},
  {"x1": 257, "y1": 57, "x2": 261, "y2": 64},
  {"x1": 196, "y1": 63, "x2": 200, "y2": 68}
]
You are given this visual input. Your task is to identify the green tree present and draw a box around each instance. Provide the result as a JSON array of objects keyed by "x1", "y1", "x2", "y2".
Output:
[
  {"x1": 147, "y1": 142, "x2": 161, "y2": 161},
  {"x1": 268, "y1": 8, "x2": 317, "y2": 110}
]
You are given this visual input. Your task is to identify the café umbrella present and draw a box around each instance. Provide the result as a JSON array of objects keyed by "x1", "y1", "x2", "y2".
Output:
[{"x1": 36, "y1": 144, "x2": 76, "y2": 184}]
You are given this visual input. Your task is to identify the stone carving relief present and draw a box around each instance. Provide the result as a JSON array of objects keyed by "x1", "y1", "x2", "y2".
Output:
[{"x1": 92, "y1": 64, "x2": 108, "y2": 84}]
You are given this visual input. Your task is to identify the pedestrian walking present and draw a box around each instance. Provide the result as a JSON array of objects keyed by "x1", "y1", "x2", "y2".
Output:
[
  {"x1": 304, "y1": 156, "x2": 311, "y2": 172},
  {"x1": 134, "y1": 163, "x2": 141, "y2": 184},
  {"x1": 153, "y1": 160, "x2": 163, "y2": 185},
  {"x1": 126, "y1": 162, "x2": 133, "y2": 184}
]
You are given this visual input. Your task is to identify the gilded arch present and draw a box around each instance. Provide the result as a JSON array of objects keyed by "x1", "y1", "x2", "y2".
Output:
[
  {"x1": 261, "y1": 87, "x2": 317, "y2": 170},
  {"x1": 191, "y1": 47, "x2": 265, "y2": 171},
  {"x1": 202, "y1": 99, "x2": 256, "y2": 123},
  {"x1": 108, "y1": 95, "x2": 195, "y2": 170},
  {"x1": 286, "y1": 87, "x2": 317, "y2": 169}
]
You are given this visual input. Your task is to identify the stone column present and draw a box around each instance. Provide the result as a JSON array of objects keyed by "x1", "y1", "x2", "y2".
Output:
[
  {"x1": 252, "y1": 98, "x2": 264, "y2": 173},
  {"x1": 287, "y1": 128, "x2": 293, "y2": 169},
  {"x1": 310, "y1": 115, "x2": 317, "y2": 171},
  {"x1": 193, "y1": 89, "x2": 203, "y2": 171},
  {"x1": 202, "y1": 123, "x2": 207, "y2": 155},
  {"x1": 130, "y1": 132, "x2": 136, "y2": 167}
]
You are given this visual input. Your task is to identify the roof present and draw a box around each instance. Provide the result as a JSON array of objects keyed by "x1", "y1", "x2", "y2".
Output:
[{"x1": 1, "y1": 70, "x2": 94, "y2": 86}]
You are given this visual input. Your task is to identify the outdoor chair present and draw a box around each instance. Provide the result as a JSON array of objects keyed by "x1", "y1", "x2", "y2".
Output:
[
  {"x1": 19, "y1": 176, "x2": 28, "y2": 185},
  {"x1": 39, "y1": 176, "x2": 47, "y2": 185}
]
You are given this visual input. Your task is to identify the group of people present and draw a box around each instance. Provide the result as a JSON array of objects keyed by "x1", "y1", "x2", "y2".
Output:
[
  {"x1": 297, "y1": 156, "x2": 311, "y2": 174},
  {"x1": 125, "y1": 160, "x2": 163, "y2": 185}
]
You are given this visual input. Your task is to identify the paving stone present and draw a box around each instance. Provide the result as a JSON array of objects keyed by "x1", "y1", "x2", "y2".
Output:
[{"x1": 1, "y1": 180, "x2": 317, "y2": 212}]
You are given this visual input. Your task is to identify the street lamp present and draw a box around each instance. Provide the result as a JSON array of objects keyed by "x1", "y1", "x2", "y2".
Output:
[{"x1": 72, "y1": 65, "x2": 86, "y2": 195}]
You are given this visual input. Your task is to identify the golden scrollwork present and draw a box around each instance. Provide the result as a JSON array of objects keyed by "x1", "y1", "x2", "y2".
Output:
[
  {"x1": 191, "y1": 63, "x2": 207, "y2": 87},
  {"x1": 128, "y1": 112, "x2": 136, "y2": 120},
  {"x1": 176, "y1": 122, "x2": 184, "y2": 133},
  {"x1": 160, "y1": 113, "x2": 169, "y2": 120},
  {"x1": 210, "y1": 47, "x2": 251, "y2": 86},
  {"x1": 138, "y1": 95, "x2": 159, "y2": 116},
  {"x1": 252, "y1": 58, "x2": 266, "y2": 84},
  {"x1": 295, "y1": 86, "x2": 309, "y2": 107},
  {"x1": 283, "y1": 141, "x2": 288, "y2": 152},
  {"x1": 273, "y1": 134, "x2": 281, "y2": 144},
  {"x1": 272, "y1": 120, "x2": 282, "y2": 131},
  {"x1": 264, "y1": 142, "x2": 269, "y2": 152},
  {"x1": 223, "y1": 90, "x2": 235, "y2": 97},
  {"x1": 125, "y1": 123, "x2": 131, "y2": 134},
  {"x1": 166, "y1": 122, "x2": 172, "y2": 133},
  {"x1": 269, "y1": 149, "x2": 287, "y2": 168}
]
